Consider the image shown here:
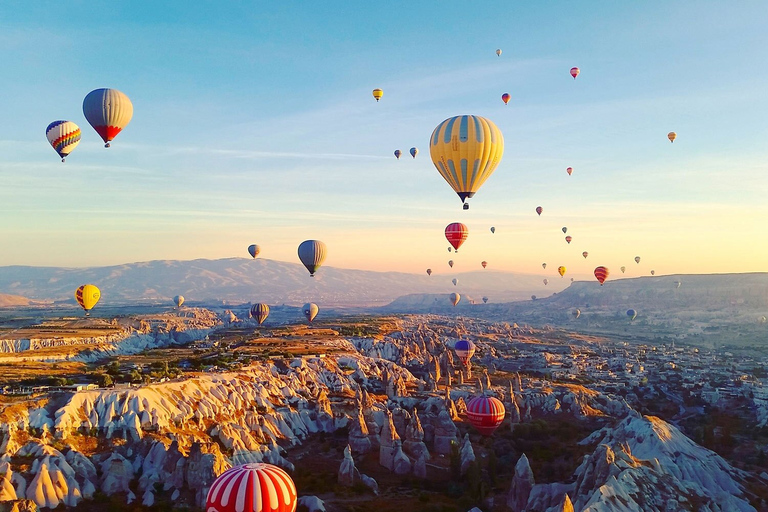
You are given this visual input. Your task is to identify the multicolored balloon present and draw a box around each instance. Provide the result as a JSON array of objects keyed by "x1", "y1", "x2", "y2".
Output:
[
  {"x1": 450, "y1": 292, "x2": 461, "y2": 306},
  {"x1": 410, "y1": 147, "x2": 418, "y2": 158},
  {"x1": 565, "y1": 236, "x2": 572, "y2": 244},
  {"x1": 501, "y1": 93, "x2": 510, "y2": 105},
  {"x1": 481, "y1": 261, "x2": 487, "y2": 269},
  {"x1": 303, "y1": 303, "x2": 319, "y2": 323},
  {"x1": 566, "y1": 167, "x2": 573, "y2": 175},
  {"x1": 298, "y1": 240, "x2": 327, "y2": 277},
  {"x1": 82, "y1": 88, "x2": 133, "y2": 147},
  {"x1": 582, "y1": 252, "x2": 588, "y2": 259},
  {"x1": 445, "y1": 222, "x2": 469, "y2": 252},
  {"x1": 668, "y1": 131, "x2": 676, "y2": 143},
  {"x1": 594, "y1": 266, "x2": 609, "y2": 285},
  {"x1": 536, "y1": 206, "x2": 543, "y2": 216},
  {"x1": 620, "y1": 266, "x2": 626, "y2": 273},
  {"x1": 482, "y1": 297, "x2": 488, "y2": 304},
  {"x1": 206, "y1": 463, "x2": 297, "y2": 512},
  {"x1": 466, "y1": 395, "x2": 505, "y2": 436},
  {"x1": 570, "y1": 67, "x2": 580, "y2": 79},
  {"x1": 173, "y1": 295, "x2": 184, "y2": 308},
  {"x1": 45, "y1": 121, "x2": 81, "y2": 162},
  {"x1": 75, "y1": 284, "x2": 101, "y2": 316},
  {"x1": 251, "y1": 303, "x2": 270, "y2": 325},
  {"x1": 394, "y1": 149, "x2": 402, "y2": 159},
  {"x1": 247, "y1": 244, "x2": 261, "y2": 259},
  {"x1": 558, "y1": 266, "x2": 566, "y2": 277},
  {"x1": 627, "y1": 309, "x2": 637, "y2": 321},
  {"x1": 426, "y1": 268, "x2": 432, "y2": 276},
  {"x1": 430, "y1": 115, "x2": 504, "y2": 209},
  {"x1": 542, "y1": 263, "x2": 547, "y2": 269},
  {"x1": 496, "y1": 49, "x2": 502, "y2": 57},
  {"x1": 372, "y1": 88, "x2": 383, "y2": 102},
  {"x1": 454, "y1": 339, "x2": 476, "y2": 365}
]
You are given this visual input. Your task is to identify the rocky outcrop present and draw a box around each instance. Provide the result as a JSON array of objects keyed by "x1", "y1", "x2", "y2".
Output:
[
  {"x1": 432, "y1": 410, "x2": 459, "y2": 456},
  {"x1": 338, "y1": 445, "x2": 357, "y2": 487},
  {"x1": 507, "y1": 454, "x2": 534, "y2": 511},
  {"x1": 459, "y1": 434, "x2": 475, "y2": 475}
]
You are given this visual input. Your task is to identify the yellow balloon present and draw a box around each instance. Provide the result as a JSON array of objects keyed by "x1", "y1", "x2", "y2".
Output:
[
  {"x1": 668, "y1": 131, "x2": 677, "y2": 143},
  {"x1": 429, "y1": 115, "x2": 504, "y2": 207},
  {"x1": 558, "y1": 266, "x2": 566, "y2": 277},
  {"x1": 372, "y1": 88, "x2": 383, "y2": 102},
  {"x1": 75, "y1": 284, "x2": 101, "y2": 314}
]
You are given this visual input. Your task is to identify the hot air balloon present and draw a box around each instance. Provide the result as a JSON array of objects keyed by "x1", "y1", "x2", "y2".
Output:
[
  {"x1": 206, "y1": 463, "x2": 297, "y2": 512},
  {"x1": 448, "y1": 260, "x2": 454, "y2": 268},
  {"x1": 450, "y1": 292, "x2": 461, "y2": 306},
  {"x1": 531, "y1": 295, "x2": 537, "y2": 300},
  {"x1": 566, "y1": 167, "x2": 573, "y2": 175},
  {"x1": 46, "y1": 121, "x2": 81, "y2": 162},
  {"x1": 594, "y1": 266, "x2": 609, "y2": 285},
  {"x1": 627, "y1": 309, "x2": 637, "y2": 321},
  {"x1": 482, "y1": 297, "x2": 488, "y2": 304},
  {"x1": 454, "y1": 339, "x2": 476, "y2": 365},
  {"x1": 298, "y1": 240, "x2": 327, "y2": 277},
  {"x1": 571, "y1": 278, "x2": 574, "y2": 282},
  {"x1": 543, "y1": 278, "x2": 549, "y2": 285},
  {"x1": 761, "y1": 316, "x2": 767, "y2": 324},
  {"x1": 372, "y1": 88, "x2": 383, "y2": 101},
  {"x1": 542, "y1": 263, "x2": 547, "y2": 269},
  {"x1": 394, "y1": 149, "x2": 402, "y2": 159},
  {"x1": 496, "y1": 49, "x2": 502, "y2": 56},
  {"x1": 536, "y1": 206, "x2": 543, "y2": 216},
  {"x1": 481, "y1": 261, "x2": 487, "y2": 269},
  {"x1": 251, "y1": 303, "x2": 270, "y2": 325},
  {"x1": 173, "y1": 295, "x2": 184, "y2": 308},
  {"x1": 426, "y1": 268, "x2": 432, "y2": 276},
  {"x1": 303, "y1": 303, "x2": 319, "y2": 323},
  {"x1": 582, "y1": 252, "x2": 588, "y2": 259},
  {"x1": 620, "y1": 266, "x2": 626, "y2": 273},
  {"x1": 635, "y1": 256, "x2": 641, "y2": 264},
  {"x1": 675, "y1": 281, "x2": 681, "y2": 289},
  {"x1": 82, "y1": 88, "x2": 133, "y2": 147},
  {"x1": 565, "y1": 236, "x2": 572, "y2": 244},
  {"x1": 429, "y1": 115, "x2": 504, "y2": 209},
  {"x1": 247, "y1": 244, "x2": 261, "y2": 259},
  {"x1": 570, "y1": 67, "x2": 580, "y2": 79},
  {"x1": 668, "y1": 132, "x2": 676, "y2": 143},
  {"x1": 558, "y1": 266, "x2": 566, "y2": 277},
  {"x1": 452, "y1": 278, "x2": 458, "y2": 286},
  {"x1": 448, "y1": 247, "x2": 452, "y2": 252},
  {"x1": 501, "y1": 93, "x2": 510, "y2": 105},
  {"x1": 410, "y1": 147, "x2": 418, "y2": 158},
  {"x1": 445, "y1": 222, "x2": 469, "y2": 252},
  {"x1": 562, "y1": 227, "x2": 568, "y2": 234},
  {"x1": 650, "y1": 270, "x2": 655, "y2": 276},
  {"x1": 490, "y1": 226, "x2": 495, "y2": 234},
  {"x1": 75, "y1": 285, "x2": 100, "y2": 316},
  {"x1": 466, "y1": 395, "x2": 505, "y2": 436},
  {"x1": 572, "y1": 309, "x2": 581, "y2": 319}
]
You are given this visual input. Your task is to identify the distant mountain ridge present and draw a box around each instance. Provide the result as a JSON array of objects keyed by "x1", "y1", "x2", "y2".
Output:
[{"x1": 0, "y1": 258, "x2": 562, "y2": 306}]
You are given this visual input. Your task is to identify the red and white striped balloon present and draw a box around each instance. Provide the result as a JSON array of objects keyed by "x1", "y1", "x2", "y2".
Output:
[
  {"x1": 445, "y1": 222, "x2": 469, "y2": 252},
  {"x1": 466, "y1": 395, "x2": 505, "y2": 436},
  {"x1": 206, "y1": 463, "x2": 297, "y2": 512}
]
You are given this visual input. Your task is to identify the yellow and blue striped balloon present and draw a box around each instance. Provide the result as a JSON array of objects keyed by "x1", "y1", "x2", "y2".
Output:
[
  {"x1": 46, "y1": 121, "x2": 81, "y2": 162},
  {"x1": 429, "y1": 115, "x2": 504, "y2": 207}
]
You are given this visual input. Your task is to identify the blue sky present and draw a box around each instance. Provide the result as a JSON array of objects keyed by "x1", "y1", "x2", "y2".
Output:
[{"x1": 1, "y1": 1, "x2": 767, "y2": 280}]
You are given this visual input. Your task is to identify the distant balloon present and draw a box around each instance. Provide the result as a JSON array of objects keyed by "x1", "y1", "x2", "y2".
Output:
[
  {"x1": 501, "y1": 93, "x2": 510, "y2": 105},
  {"x1": 496, "y1": 49, "x2": 502, "y2": 56},
  {"x1": 627, "y1": 309, "x2": 637, "y2": 321},
  {"x1": 450, "y1": 292, "x2": 461, "y2": 306},
  {"x1": 761, "y1": 316, "x2": 767, "y2": 324},
  {"x1": 570, "y1": 278, "x2": 574, "y2": 282},
  {"x1": 668, "y1": 131, "x2": 677, "y2": 143},
  {"x1": 430, "y1": 115, "x2": 504, "y2": 209},
  {"x1": 452, "y1": 278, "x2": 458, "y2": 286},
  {"x1": 426, "y1": 268, "x2": 432, "y2": 276},
  {"x1": 75, "y1": 284, "x2": 100, "y2": 316},
  {"x1": 448, "y1": 260, "x2": 454, "y2": 268},
  {"x1": 562, "y1": 227, "x2": 568, "y2": 234},
  {"x1": 247, "y1": 244, "x2": 261, "y2": 259},
  {"x1": 531, "y1": 295, "x2": 537, "y2": 300},
  {"x1": 566, "y1": 167, "x2": 573, "y2": 176},
  {"x1": 543, "y1": 278, "x2": 549, "y2": 285},
  {"x1": 570, "y1": 67, "x2": 580, "y2": 79},
  {"x1": 298, "y1": 240, "x2": 327, "y2": 277},
  {"x1": 542, "y1": 263, "x2": 547, "y2": 269},
  {"x1": 46, "y1": 121, "x2": 81, "y2": 162},
  {"x1": 572, "y1": 309, "x2": 581, "y2": 319},
  {"x1": 594, "y1": 266, "x2": 609, "y2": 285},
  {"x1": 454, "y1": 339, "x2": 476, "y2": 365},
  {"x1": 206, "y1": 463, "x2": 297, "y2": 512},
  {"x1": 675, "y1": 281, "x2": 681, "y2": 289},
  {"x1": 582, "y1": 251, "x2": 588, "y2": 259},
  {"x1": 620, "y1": 266, "x2": 626, "y2": 273},
  {"x1": 372, "y1": 88, "x2": 383, "y2": 101},
  {"x1": 445, "y1": 222, "x2": 469, "y2": 252},
  {"x1": 635, "y1": 256, "x2": 641, "y2": 264},
  {"x1": 651, "y1": 270, "x2": 656, "y2": 276},
  {"x1": 410, "y1": 147, "x2": 418, "y2": 158},
  {"x1": 82, "y1": 88, "x2": 133, "y2": 147},
  {"x1": 490, "y1": 226, "x2": 495, "y2": 234},
  {"x1": 394, "y1": 149, "x2": 402, "y2": 159},
  {"x1": 558, "y1": 266, "x2": 566, "y2": 277},
  {"x1": 466, "y1": 395, "x2": 505, "y2": 436},
  {"x1": 251, "y1": 303, "x2": 270, "y2": 325},
  {"x1": 303, "y1": 302, "x2": 319, "y2": 323},
  {"x1": 482, "y1": 296, "x2": 488, "y2": 304},
  {"x1": 536, "y1": 206, "x2": 543, "y2": 216},
  {"x1": 481, "y1": 261, "x2": 487, "y2": 269},
  {"x1": 565, "y1": 236, "x2": 572, "y2": 244},
  {"x1": 173, "y1": 295, "x2": 184, "y2": 308},
  {"x1": 448, "y1": 247, "x2": 452, "y2": 252}
]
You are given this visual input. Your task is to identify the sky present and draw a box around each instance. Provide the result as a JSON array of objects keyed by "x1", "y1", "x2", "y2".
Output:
[{"x1": 1, "y1": 1, "x2": 767, "y2": 280}]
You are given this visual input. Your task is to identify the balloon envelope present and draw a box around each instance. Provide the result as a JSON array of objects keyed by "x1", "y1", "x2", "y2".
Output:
[
  {"x1": 490, "y1": 226, "x2": 495, "y2": 233},
  {"x1": 635, "y1": 256, "x2": 641, "y2": 264},
  {"x1": 482, "y1": 296, "x2": 488, "y2": 303},
  {"x1": 372, "y1": 88, "x2": 383, "y2": 101},
  {"x1": 536, "y1": 206, "x2": 543, "y2": 216},
  {"x1": 570, "y1": 67, "x2": 580, "y2": 79},
  {"x1": 481, "y1": 261, "x2": 487, "y2": 269},
  {"x1": 501, "y1": 93, "x2": 510, "y2": 105},
  {"x1": 454, "y1": 339, "x2": 476, "y2": 365},
  {"x1": 496, "y1": 49, "x2": 502, "y2": 56},
  {"x1": 448, "y1": 260, "x2": 454, "y2": 268},
  {"x1": 303, "y1": 303, "x2": 319, "y2": 323},
  {"x1": 452, "y1": 278, "x2": 458, "y2": 286},
  {"x1": 173, "y1": 295, "x2": 184, "y2": 308},
  {"x1": 82, "y1": 88, "x2": 133, "y2": 147},
  {"x1": 75, "y1": 285, "x2": 100, "y2": 314},
  {"x1": 542, "y1": 263, "x2": 547, "y2": 269},
  {"x1": 426, "y1": 268, "x2": 432, "y2": 276},
  {"x1": 582, "y1": 252, "x2": 588, "y2": 259},
  {"x1": 558, "y1": 266, "x2": 566, "y2": 277},
  {"x1": 565, "y1": 236, "x2": 572, "y2": 244},
  {"x1": 594, "y1": 266, "x2": 609, "y2": 285},
  {"x1": 445, "y1": 222, "x2": 469, "y2": 252},
  {"x1": 250, "y1": 303, "x2": 270, "y2": 325},
  {"x1": 247, "y1": 244, "x2": 260, "y2": 259},
  {"x1": 627, "y1": 309, "x2": 637, "y2": 321},
  {"x1": 394, "y1": 149, "x2": 402, "y2": 159},
  {"x1": 543, "y1": 279, "x2": 549, "y2": 285},
  {"x1": 651, "y1": 270, "x2": 655, "y2": 276},
  {"x1": 621, "y1": 266, "x2": 626, "y2": 273},
  {"x1": 410, "y1": 147, "x2": 418, "y2": 158},
  {"x1": 668, "y1": 131, "x2": 677, "y2": 143},
  {"x1": 450, "y1": 292, "x2": 460, "y2": 306},
  {"x1": 566, "y1": 167, "x2": 573, "y2": 175},
  {"x1": 46, "y1": 121, "x2": 81, "y2": 161},
  {"x1": 206, "y1": 463, "x2": 297, "y2": 512},
  {"x1": 562, "y1": 227, "x2": 568, "y2": 234},
  {"x1": 573, "y1": 309, "x2": 581, "y2": 319},
  {"x1": 298, "y1": 240, "x2": 327, "y2": 276},
  {"x1": 466, "y1": 395, "x2": 505, "y2": 436},
  {"x1": 430, "y1": 115, "x2": 504, "y2": 206}
]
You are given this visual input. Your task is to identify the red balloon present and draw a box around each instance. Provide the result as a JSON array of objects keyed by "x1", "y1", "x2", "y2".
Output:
[
  {"x1": 445, "y1": 222, "x2": 469, "y2": 252},
  {"x1": 466, "y1": 395, "x2": 505, "y2": 435},
  {"x1": 565, "y1": 235, "x2": 572, "y2": 244},
  {"x1": 501, "y1": 93, "x2": 510, "y2": 105},
  {"x1": 570, "y1": 67, "x2": 580, "y2": 79},
  {"x1": 594, "y1": 266, "x2": 609, "y2": 285},
  {"x1": 566, "y1": 167, "x2": 573, "y2": 175},
  {"x1": 206, "y1": 463, "x2": 297, "y2": 512},
  {"x1": 535, "y1": 206, "x2": 543, "y2": 216},
  {"x1": 481, "y1": 261, "x2": 487, "y2": 269}
]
